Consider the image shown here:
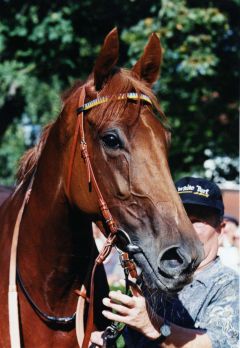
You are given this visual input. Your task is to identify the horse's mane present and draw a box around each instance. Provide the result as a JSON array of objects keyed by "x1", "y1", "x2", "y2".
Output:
[
  {"x1": 16, "y1": 68, "x2": 169, "y2": 184},
  {"x1": 16, "y1": 124, "x2": 54, "y2": 184}
]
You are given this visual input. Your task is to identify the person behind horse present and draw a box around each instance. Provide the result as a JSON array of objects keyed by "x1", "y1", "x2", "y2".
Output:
[
  {"x1": 218, "y1": 214, "x2": 240, "y2": 273},
  {"x1": 90, "y1": 177, "x2": 239, "y2": 348}
]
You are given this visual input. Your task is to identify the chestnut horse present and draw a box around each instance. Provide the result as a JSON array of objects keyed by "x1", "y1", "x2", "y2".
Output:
[{"x1": 0, "y1": 29, "x2": 203, "y2": 347}]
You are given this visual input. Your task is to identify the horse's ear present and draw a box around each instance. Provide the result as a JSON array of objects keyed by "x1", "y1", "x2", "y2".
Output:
[
  {"x1": 93, "y1": 28, "x2": 119, "y2": 90},
  {"x1": 132, "y1": 33, "x2": 162, "y2": 86}
]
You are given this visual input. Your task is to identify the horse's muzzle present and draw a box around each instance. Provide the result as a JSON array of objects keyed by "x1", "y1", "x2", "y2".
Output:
[{"x1": 157, "y1": 245, "x2": 195, "y2": 279}]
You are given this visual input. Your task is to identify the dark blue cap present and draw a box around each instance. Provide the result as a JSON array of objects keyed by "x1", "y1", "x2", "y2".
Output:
[{"x1": 175, "y1": 177, "x2": 224, "y2": 217}]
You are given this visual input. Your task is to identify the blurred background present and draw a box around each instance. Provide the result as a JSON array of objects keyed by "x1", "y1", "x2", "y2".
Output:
[{"x1": 0, "y1": 0, "x2": 239, "y2": 209}]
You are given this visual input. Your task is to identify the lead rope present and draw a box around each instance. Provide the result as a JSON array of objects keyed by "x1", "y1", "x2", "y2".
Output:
[{"x1": 8, "y1": 172, "x2": 36, "y2": 348}]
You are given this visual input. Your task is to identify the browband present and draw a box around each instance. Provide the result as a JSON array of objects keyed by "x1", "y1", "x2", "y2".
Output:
[{"x1": 76, "y1": 93, "x2": 152, "y2": 114}]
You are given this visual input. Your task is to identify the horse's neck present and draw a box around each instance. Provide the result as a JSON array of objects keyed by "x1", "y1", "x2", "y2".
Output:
[{"x1": 17, "y1": 135, "x2": 95, "y2": 313}]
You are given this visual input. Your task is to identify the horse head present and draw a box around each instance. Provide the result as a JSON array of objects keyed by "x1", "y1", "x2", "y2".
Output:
[{"x1": 61, "y1": 28, "x2": 204, "y2": 293}]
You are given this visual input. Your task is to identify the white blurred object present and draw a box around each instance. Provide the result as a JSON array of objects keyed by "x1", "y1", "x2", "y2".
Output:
[
  {"x1": 218, "y1": 219, "x2": 240, "y2": 273},
  {"x1": 218, "y1": 244, "x2": 240, "y2": 273}
]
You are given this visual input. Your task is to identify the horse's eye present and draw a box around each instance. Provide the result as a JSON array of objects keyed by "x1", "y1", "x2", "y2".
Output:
[{"x1": 101, "y1": 133, "x2": 122, "y2": 149}]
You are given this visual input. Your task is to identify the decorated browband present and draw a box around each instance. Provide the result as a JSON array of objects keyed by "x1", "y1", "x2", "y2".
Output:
[{"x1": 76, "y1": 93, "x2": 152, "y2": 114}]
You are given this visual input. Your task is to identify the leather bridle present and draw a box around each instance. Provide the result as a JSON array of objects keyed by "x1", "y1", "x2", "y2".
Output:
[
  {"x1": 70, "y1": 86, "x2": 151, "y2": 347},
  {"x1": 8, "y1": 85, "x2": 151, "y2": 347}
]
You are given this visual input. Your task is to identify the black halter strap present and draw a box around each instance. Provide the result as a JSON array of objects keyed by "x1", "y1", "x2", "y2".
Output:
[{"x1": 17, "y1": 268, "x2": 76, "y2": 325}]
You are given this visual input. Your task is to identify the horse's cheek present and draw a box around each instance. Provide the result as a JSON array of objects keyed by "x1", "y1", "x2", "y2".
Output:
[{"x1": 98, "y1": 153, "x2": 131, "y2": 200}]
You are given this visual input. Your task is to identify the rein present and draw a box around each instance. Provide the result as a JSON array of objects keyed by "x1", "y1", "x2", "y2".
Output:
[{"x1": 8, "y1": 86, "x2": 151, "y2": 347}]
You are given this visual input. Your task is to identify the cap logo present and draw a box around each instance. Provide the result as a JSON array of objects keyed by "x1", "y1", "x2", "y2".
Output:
[{"x1": 177, "y1": 184, "x2": 210, "y2": 198}]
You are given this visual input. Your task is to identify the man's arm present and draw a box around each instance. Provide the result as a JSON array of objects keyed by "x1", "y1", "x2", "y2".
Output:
[
  {"x1": 100, "y1": 283, "x2": 239, "y2": 348},
  {"x1": 100, "y1": 290, "x2": 212, "y2": 348},
  {"x1": 157, "y1": 323, "x2": 211, "y2": 348}
]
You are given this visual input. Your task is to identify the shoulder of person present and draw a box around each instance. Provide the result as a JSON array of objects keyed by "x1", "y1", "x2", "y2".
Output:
[
  {"x1": 209, "y1": 262, "x2": 239, "y2": 302},
  {"x1": 209, "y1": 258, "x2": 238, "y2": 281},
  {"x1": 198, "y1": 259, "x2": 239, "y2": 299},
  {"x1": 216, "y1": 262, "x2": 239, "y2": 283}
]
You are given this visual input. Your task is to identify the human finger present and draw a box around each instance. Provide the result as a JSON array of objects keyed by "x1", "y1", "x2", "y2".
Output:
[
  {"x1": 102, "y1": 310, "x2": 129, "y2": 324},
  {"x1": 108, "y1": 291, "x2": 135, "y2": 307},
  {"x1": 102, "y1": 297, "x2": 129, "y2": 315},
  {"x1": 90, "y1": 331, "x2": 104, "y2": 347}
]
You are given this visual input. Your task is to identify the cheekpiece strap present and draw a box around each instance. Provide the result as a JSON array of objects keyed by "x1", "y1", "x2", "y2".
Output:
[{"x1": 76, "y1": 93, "x2": 152, "y2": 114}]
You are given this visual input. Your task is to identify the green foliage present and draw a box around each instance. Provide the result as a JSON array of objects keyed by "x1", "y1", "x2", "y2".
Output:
[
  {"x1": 0, "y1": 0, "x2": 157, "y2": 184},
  {"x1": 109, "y1": 283, "x2": 126, "y2": 348},
  {"x1": 0, "y1": 119, "x2": 25, "y2": 185},
  {"x1": 116, "y1": 334, "x2": 125, "y2": 348},
  {"x1": 122, "y1": 0, "x2": 239, "y2": 182},
  {"x1": 0, "y1": 0, "x2": 239, "y2": 184}
]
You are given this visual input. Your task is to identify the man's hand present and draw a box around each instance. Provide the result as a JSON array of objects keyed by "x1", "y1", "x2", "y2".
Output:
[
  {"x1": 89, "y1": 331, "x2": 104, "y2": 347},
  {"x1": 101, "y1": 290, "x2": 161, "y2": 340},
  {"x1": 90, "y1": 290, "x2": 213, "y2": 348}
]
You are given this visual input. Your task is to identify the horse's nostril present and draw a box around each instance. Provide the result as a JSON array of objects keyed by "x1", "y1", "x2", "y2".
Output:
[
  {"x1": 158, "y1": 246, "x2": 191, "y2": 278},
  {"x1": 160, "y1": 247, "x2": 184, "y2": 269}
]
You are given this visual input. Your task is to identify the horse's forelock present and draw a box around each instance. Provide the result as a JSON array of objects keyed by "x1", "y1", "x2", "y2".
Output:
[{"x1": 82, "y1": 69, "x2": 167, "y2": 130}]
